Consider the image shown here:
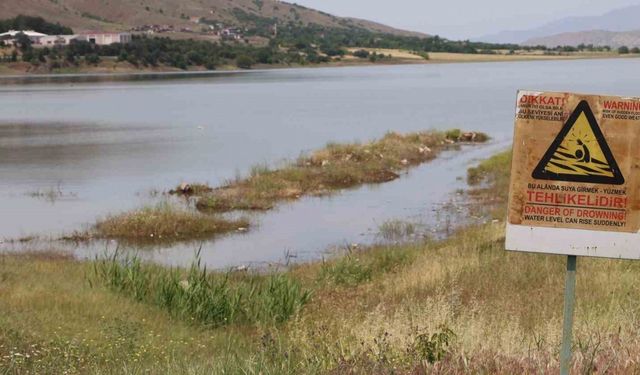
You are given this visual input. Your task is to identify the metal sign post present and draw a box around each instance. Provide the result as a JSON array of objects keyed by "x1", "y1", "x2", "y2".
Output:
[
  {"x1": 560, "y1": 255, "x2": 577, "y2": 375},
  {"x1": 505, "y1": 90, "x2": 640, "y2": 373}
]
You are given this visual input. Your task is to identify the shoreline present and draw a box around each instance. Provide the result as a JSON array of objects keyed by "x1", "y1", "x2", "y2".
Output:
[{"x1": 0, "y1": 52, "x2": 637, "y2": 83}]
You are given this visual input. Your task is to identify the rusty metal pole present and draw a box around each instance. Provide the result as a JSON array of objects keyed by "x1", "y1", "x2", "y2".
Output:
[{"x1": 560, "y1": 255, "x2": 577, "y2": 375}]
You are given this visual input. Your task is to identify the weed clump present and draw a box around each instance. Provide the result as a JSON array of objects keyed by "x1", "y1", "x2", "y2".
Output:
[
  {"x1": 319, "y1": 244, "x2": 416, "y2": 286},
  {"x1": 93, "y1": 202, "x2": 249, "y2": 244}
]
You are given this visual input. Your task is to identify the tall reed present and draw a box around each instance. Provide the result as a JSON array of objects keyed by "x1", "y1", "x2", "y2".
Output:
[{"x1": 92, "y1": 250, "x2": 311, "y2": 327}]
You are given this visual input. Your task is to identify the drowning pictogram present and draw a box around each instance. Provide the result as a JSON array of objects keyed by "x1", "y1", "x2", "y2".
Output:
[{"x1": 532, "y1": 100, "x2": 624, "y2": 185}]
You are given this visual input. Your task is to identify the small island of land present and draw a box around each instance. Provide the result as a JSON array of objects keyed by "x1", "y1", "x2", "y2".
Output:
[{"x1": 62, "y1": 129, "x2": 486, "y2": 246}]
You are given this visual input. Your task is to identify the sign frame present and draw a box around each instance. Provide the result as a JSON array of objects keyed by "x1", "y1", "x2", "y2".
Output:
[{"x1": 506, "y1": 90, "x2": 640, "y2": 260}]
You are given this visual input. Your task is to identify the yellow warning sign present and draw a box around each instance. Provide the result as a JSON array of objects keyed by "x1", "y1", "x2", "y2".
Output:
[
  {"x1": 508, "y1": 91, "x2": 638, "y2": 236},
  {"x1": 532, "y1": 100, "x2": 624, "y2": 185},
  {"x1": 507, "y1": 91, "x2": 640, "y2": 259}
]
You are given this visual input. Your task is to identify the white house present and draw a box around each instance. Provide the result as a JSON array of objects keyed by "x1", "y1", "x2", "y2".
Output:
[
  {"x1": 82, "y1": 32, "x2": 132, "y2": 45},
  {"x1": 0, "y1": 30, "x2": 47, "y2": 44},
  {"x1": 39, "y1": 35, "x2": 86, "y2": 46}
]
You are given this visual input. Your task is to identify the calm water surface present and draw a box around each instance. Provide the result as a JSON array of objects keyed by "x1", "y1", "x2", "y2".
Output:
[{"x1": 2, "y1": 59, "x2": 639, "y2": 268}]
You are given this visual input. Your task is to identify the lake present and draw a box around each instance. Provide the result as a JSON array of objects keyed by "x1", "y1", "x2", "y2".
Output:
[{"x1": 2, "y1": 59, "x2": 639, "y2": 268}]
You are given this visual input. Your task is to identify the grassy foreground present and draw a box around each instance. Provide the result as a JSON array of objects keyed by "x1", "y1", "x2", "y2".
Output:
[
  {"x1": 189, "y1": 130, "x2": 487, "y2": 212},
  {"x1": 4, "y1": 150, "x2": 640, "y2": 373}
]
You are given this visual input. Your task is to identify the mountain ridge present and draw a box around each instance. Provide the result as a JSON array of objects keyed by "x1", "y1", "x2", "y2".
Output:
[
  {"x1": 0, "y1": 0, "x2": 427, "y2": 37},
  {"x1": 478, "y1": 4, "x2": 640, "y2": 44},
  {"x1": 524, "y1": 29, "x2": 640, "y2": 48}
]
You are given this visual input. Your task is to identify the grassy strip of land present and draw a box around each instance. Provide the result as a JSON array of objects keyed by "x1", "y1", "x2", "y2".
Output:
[
  {"x1": 6, "y1": 149, "x2": 640, "y2": 373},
  {"x1": 65, "y1": 202, "x2": 249, "y2": 245},
  {"x1": 190, "y1": 130, "x2": 488, "y2": 212}
]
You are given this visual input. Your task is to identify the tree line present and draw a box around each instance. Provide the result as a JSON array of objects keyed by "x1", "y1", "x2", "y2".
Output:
[
  {"x1": 1, "y1": 14, "x2": 639, "y2": 71},
  {"x1": 0, "y1": 15, "x2": 73, "y2": 35}
]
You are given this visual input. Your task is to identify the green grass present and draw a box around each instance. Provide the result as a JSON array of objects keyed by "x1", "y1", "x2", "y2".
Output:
[
  {"x1": 318, "y1": 243, "x2": 417, "y2": 286},
  {"x1": 194, "y1": 130, "x2": 488, "y2": 212},
  {"x1": 92, "y1": 251, "x2": 311, "y2": 327}
]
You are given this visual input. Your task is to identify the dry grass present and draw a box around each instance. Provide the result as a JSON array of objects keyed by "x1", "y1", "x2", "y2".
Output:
[
  {"x1": 426, "y1": 51, "x2": 621, "y2": 62},
  {"x1": 343, "y1": 49, "x2": 629, "y2": 64},
  {"x1": 345, "y1": 48, "x2": 426, "y2": 60},
  {"x1": 92, "y1": 202, "x2": 249, "y2": 245},
  {"x1": 6, "y1": 149, "x2": 640, "y2": 373},
  {"x1": 195, "y1": 130, "x2": 487, "y2": 212}
]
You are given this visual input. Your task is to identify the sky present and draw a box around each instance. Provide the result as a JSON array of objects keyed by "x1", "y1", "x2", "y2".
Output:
[{"x1": 291, "y1": 0, "x2": 640, "y2": 40}]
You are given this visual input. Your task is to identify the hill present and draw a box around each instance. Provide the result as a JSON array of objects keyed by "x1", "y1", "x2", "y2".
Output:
[
  {"x1": 524, "y1": 30, "x2": 640, "y2": 48},
  {"x1": 479, "y1": 5, "x2": 640, "y2": 44},
  {"x1": 0, "y1": 0, "x2": 425, "y2": 37}
]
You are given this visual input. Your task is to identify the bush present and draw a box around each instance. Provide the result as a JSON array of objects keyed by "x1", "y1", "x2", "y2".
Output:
[
  {"x1": 444, "y1": 128, "x2": 461, "y2": 140},
  {"x1": 85, "y1": 53, "x2": 100, "y2": 65},
  {"x1": 236, "y1": 54, "x2": 254, "y2": 69},
  {"x1": 410, "y1": 326, "x2": 456, "y2": 364},
  {"x1": 352, "y1": 49, "x2": 370, "y2": 58},
  {"x1": 618, "y1": 46, "x2": 630, "y2": 54}
]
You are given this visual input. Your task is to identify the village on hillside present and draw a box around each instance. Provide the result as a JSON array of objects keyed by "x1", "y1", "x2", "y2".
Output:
[{"x1": 0, "y1": 19, "x2": 248, "y2": 48}]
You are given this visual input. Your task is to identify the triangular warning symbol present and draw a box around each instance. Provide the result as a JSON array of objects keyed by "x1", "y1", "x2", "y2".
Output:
[{"x1": 532, "y1": 100, "x2": 624, "y2": 185}]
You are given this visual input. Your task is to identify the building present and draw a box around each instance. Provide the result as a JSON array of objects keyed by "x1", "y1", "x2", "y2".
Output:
[
  {"x1": 39, "y1": 35, "x2": 86, "y2": 46},
  {"x1": 220, "y1": 27, "x2": 243, "y2": 40},
  {"x1": 83, "y1": 32, "x2": 132, "y2": 45},
  {"x1": 0, "y1": 30, "x2": 131, "y2": 46},
  {"x1": 0, "y1": 30, "x2": 47, "y2": 44}
]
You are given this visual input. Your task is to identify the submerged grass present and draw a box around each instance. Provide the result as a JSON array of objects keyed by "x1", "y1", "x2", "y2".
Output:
[
  {"x1": 378, "y1": 219, "x2": 418, "y2": 241},
  {"x1": 92, "y1": 202, "x2": 249, "y2": 245},
  {"x1": 466, "y1": 150, "x2": 512, "y2": 218},
  {"x1": 194, "y1": 130, "x2": 488, "y2": 212}
]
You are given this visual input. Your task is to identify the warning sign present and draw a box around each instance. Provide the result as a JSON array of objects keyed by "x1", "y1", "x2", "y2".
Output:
[
  {"x1": 531, "y1": 101, "x2": 624, "y2": 185},
  {"x1": 506, "y1": 91, "x2": 640, "y2": 260}
]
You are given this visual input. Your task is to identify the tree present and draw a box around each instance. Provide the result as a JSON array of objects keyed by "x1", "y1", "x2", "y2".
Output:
[
  {"x1": 14, "y1": 32, "x2": 31, "y2": 51},
  {"x1": 65, "y1": 49, "x2": 76, "y2": 64},
  {"x1": 0, "y1": 15, "x2": 72, "y2": 34},
  {"x1": 352, "y1": 49, "x2": 369, "y2": 58},
  {"x1": 236, "y1": 54, "x2": 254, "y2": 69},
  {"x1": 186, "y1": 50, "x2": 204, "y2": 65},
  {"x1": 631, "y1": 47, "x2": 640, "y2": 54},
  {"x1": 117, "y1": 50, "x2": 129, "y2": 62},
  {"x1": 85, "y1": 53, "x2": 101, "y2": 65},
  {"x1": 618, "y1": 46, "x2": 630, "y2": 54},
  {"x1": 21, "y1": 49, "x2": 33, "y2": 62}
]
